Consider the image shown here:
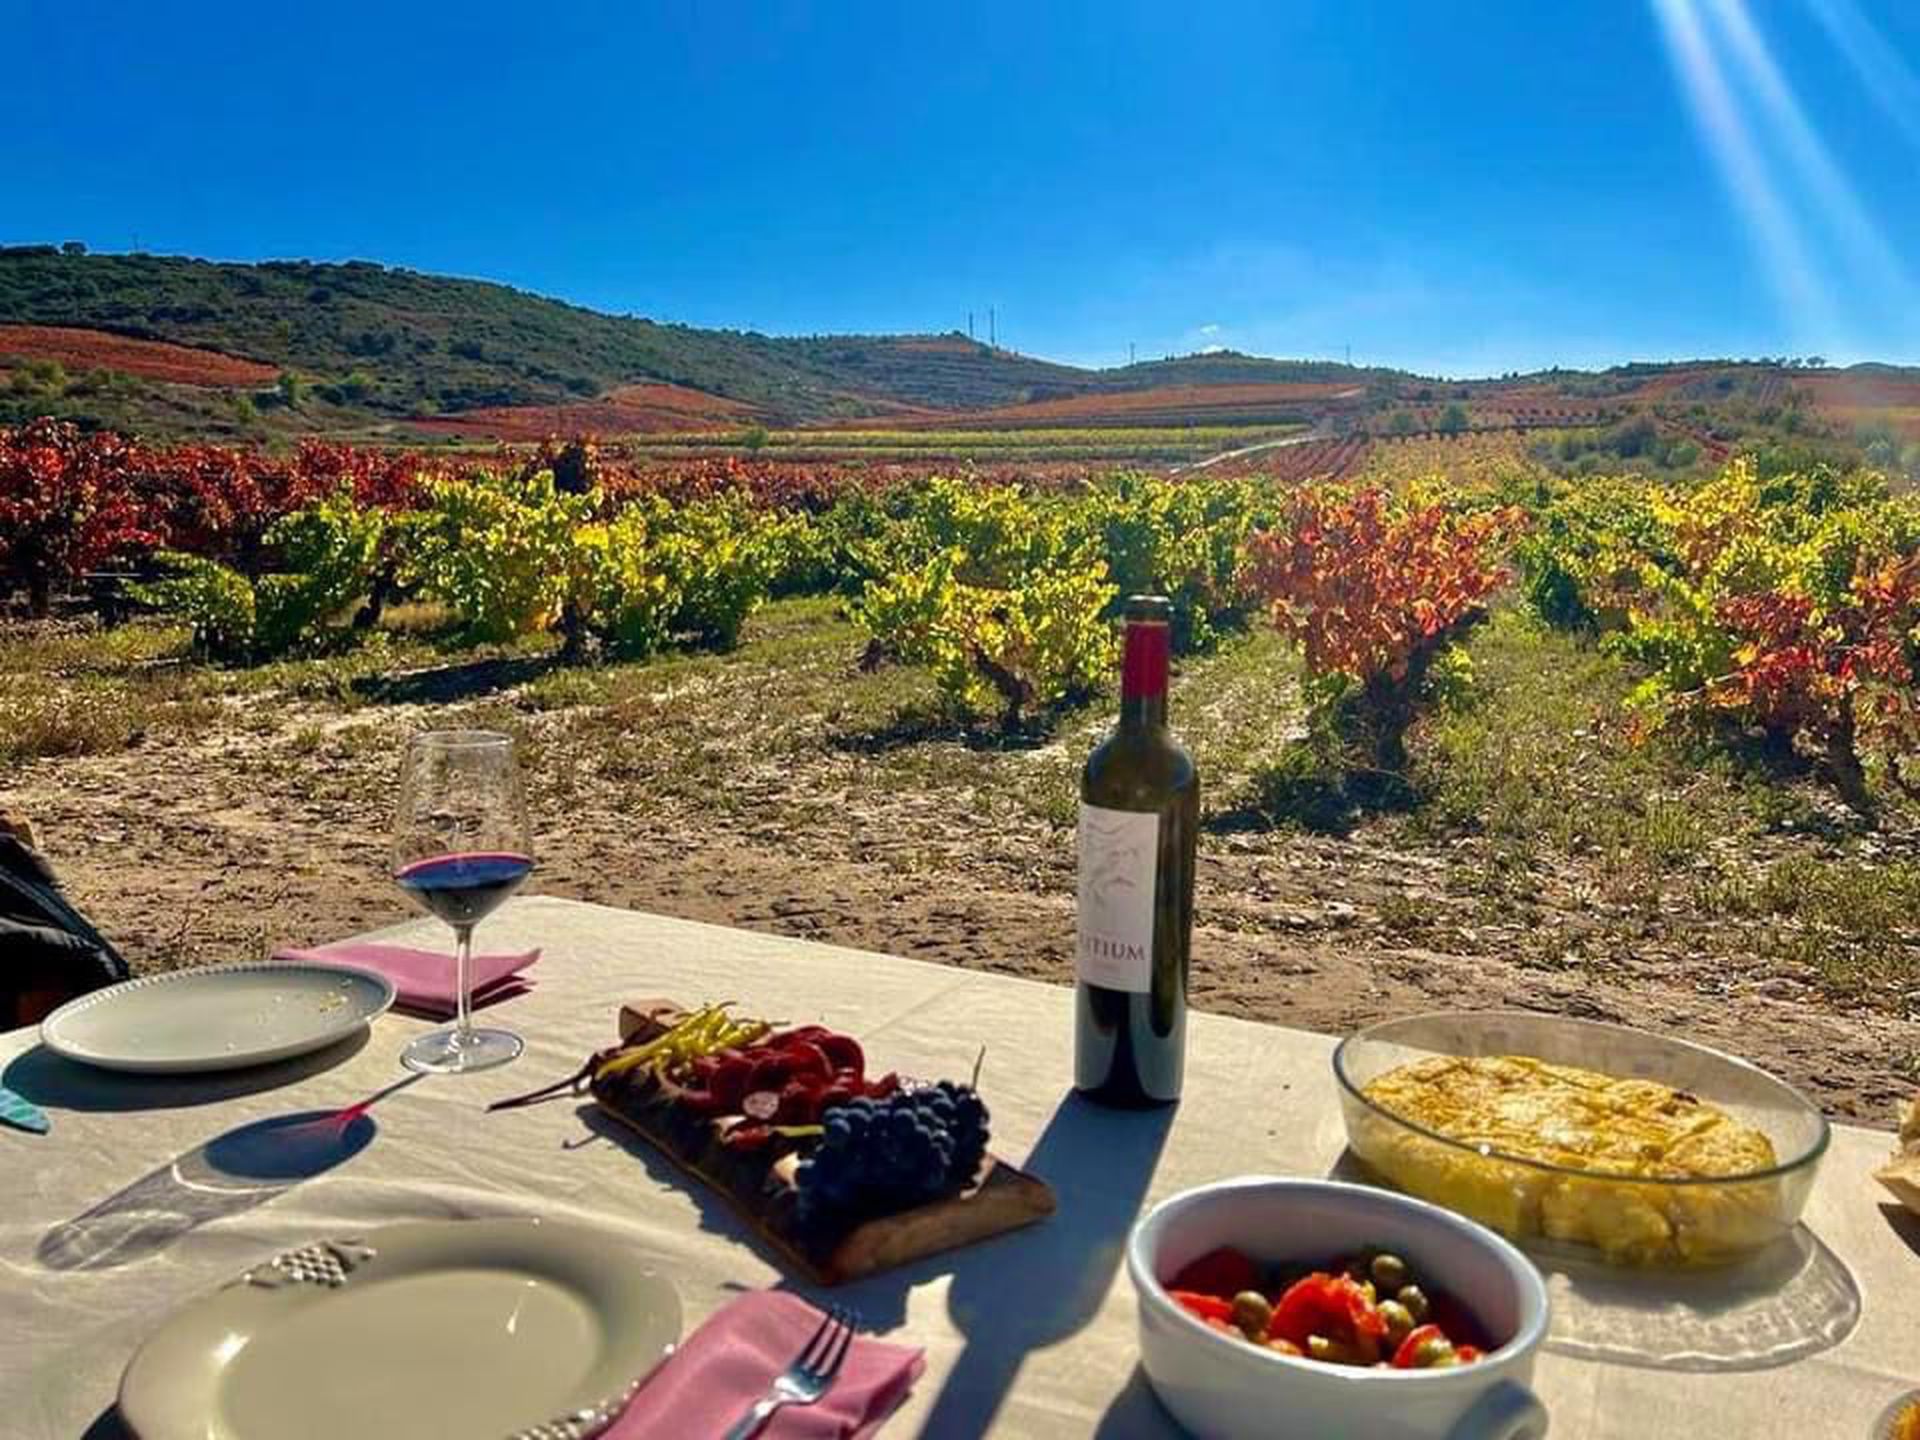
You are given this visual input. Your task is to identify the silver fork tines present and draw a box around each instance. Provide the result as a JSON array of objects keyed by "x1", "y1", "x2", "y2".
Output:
[{"x1": 719, "y1": 1306, "x2": 857, "y2": 1440}]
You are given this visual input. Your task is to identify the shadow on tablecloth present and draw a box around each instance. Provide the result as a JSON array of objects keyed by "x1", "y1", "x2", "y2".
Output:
[
  {"x1": 33, "y1": 1076, "x2": 419, "y2": 1272},
  {"x1": 1532, "y1": 1225, "x2": 1859, "y2": 1371},
  {"x1": 579, "y1": 1090, "x2": 1180, "y2": 1433},
  {"x1": 2, "y1": 1027, "x2": 370, "y2": 1112},
  {"x1": 578, "y1": 1102, "x2": 811, "y2": 1280},
  {"x1": 1879, "y1": 1201, "x2": 1920, "y2": 1259},
  {"x1": 1325, "y1": 1145, "x2": 1860, "y2": 1372},
  {"x1": 845, "y1": 1092, "x2": 1178, "y2": 1438}
]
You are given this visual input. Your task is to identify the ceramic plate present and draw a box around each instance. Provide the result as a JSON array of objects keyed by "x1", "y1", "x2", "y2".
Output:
[
  {"x1": 40, "y1": 962, "x2": 395, "y2": 1073},
  {"x1": 119, "y1": 1217, "x2": 681, "y2": 1440}
]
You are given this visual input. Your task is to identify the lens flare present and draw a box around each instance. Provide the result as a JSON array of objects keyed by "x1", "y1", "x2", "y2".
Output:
[
  {"x1": 1808, "y1": 0, "x2": 1920, "y2": 152},
  {"x1": 1649, "y1": 0, "x2": 1841, "y2": 347},
  {"x1": 1702, "y1": 0, "x2": 1917, "y2": 314}
]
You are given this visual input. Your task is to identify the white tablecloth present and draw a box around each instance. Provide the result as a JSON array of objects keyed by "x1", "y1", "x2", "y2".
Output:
[{"x1": 2, "y1": 897, "x2": 1913, "y2": 1437}]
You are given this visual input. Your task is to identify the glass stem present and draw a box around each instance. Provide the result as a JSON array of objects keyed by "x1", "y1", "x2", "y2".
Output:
[{"x1": 454, "y1": 923, "x2": 475, "y2": 1042}]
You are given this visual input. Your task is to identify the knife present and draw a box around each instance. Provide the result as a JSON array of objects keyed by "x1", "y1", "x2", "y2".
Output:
[{"x1": 0, "y1": 1083, "x2": 48, "y2": 1134}]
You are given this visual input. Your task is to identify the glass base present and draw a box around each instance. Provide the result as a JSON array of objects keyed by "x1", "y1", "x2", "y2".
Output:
[{"x1": 401, "y1": 1025, "x2": 524, "y2": 1075}]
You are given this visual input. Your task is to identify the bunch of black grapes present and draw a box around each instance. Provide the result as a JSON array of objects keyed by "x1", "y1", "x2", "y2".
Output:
[{"x1": 794, "y1": 1082, "x2": 990, "y2": 1224}]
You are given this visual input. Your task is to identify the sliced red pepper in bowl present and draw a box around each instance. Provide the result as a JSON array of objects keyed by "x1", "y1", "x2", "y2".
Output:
[
  {"x1": 1391, "y1": 1323, "x2": 1450, "y2": 1369},
  {"x1": 1268, "y1": 1273, "x2": 1388, "y2": 1349},
  {"x1": 1168, "y1": 1289, "x2": 1235, "y2": 1325}
]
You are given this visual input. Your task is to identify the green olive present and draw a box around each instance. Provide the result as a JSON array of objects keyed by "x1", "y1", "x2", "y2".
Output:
[
  {"x1": 1411, "y1": 1335, "x2": 1457, "y2": 1369},
  {"x1": 1376, "y1": 1299, "x2": 1415, "y2": 1344},
  {"x1": 1307, "y1": 1334, "x2": 1365, "y2": 1365},
  {"x1": 1230, "y1": 1290, "x2": 1273, "y2": 1338},
  {"x1": 1397, "y1": 1284, "x2": 1430, "y2": 1322},
  {"x1": 1369, "y1": 1253, "x2": 1410, "y2": 1292}
]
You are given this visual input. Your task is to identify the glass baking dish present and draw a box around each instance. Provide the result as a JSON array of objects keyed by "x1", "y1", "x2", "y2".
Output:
[{"x1": 1333, "y1": 1011, "x2": 1831, "y2": 1267}]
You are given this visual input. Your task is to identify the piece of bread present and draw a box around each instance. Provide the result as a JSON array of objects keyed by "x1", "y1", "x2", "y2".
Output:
[
  {"x1": 1879, "y1": 1099, "x2": 1920, "y2": 1216},
  {"x1": 1899, "y1": 1097, "x2": 1920, "y2": 1152},
  {"x1": 1877, "y1": 1152, "x2": 1920, "y2": 1215}
]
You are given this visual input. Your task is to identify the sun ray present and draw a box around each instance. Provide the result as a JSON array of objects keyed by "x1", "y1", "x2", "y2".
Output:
[
  {"x1": 1807, "y1": 0, "x2": 1920, "y2": 152},
  {"x1": 1703, "y1": 0, "x2": 1918, "y2": 312},
  {"x1": 1649, "y1": 0, "x2": 1842, "y2": 348}
]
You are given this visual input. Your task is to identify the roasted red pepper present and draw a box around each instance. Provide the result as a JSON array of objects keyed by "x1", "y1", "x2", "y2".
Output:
[
  {"x1": 1391, "y1": 1323, "x2": 1450, "y2": 1368},
  {"x1": 783, "y1": 1040, "x2": 834, "y2": 1082},
  {"x1": 816, "y1": 1033, "x2": 865, "y2": 1073},
  {"x1": 1268, "y1": 1273, "x2": 1389, "y2": 1349},
  {"x1": 1169, "y1": 1289, "x2": 1235, "y2": 1325}
]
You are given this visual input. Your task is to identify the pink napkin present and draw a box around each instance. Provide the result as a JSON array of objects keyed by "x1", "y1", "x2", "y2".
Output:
[
  {"x1": 271, "y1": 942, "x2": 540, "y2": 1019},
  {"x1": 609, "y1": 1290, "x2": 924, "y2": 1439}
]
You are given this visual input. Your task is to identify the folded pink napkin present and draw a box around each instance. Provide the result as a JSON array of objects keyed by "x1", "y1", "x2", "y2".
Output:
[
  {"x1": 271, "y1": 942, "x2": 540, "y2": 1019},
  {"x1": 609, "y1": 1290, "x2": 923, "y2": 1439}
]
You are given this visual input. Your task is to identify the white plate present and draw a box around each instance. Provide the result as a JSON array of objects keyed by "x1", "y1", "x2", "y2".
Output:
[
  {"x1": 119, "y1": 1217, "x2": 681, "y2": 1440},
  {"x1": 40, "y1": 962, "x2": 396, "y2": 1073}
]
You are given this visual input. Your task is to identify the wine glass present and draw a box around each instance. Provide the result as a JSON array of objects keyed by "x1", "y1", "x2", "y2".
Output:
[{"x1": 391, "y1": 730, "x2": 532, "y2": 1074}]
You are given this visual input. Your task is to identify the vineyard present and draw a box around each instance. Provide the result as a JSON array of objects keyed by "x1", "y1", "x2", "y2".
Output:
[
  {"x1": 6, "y1": 419, "x2": 1920, "y2": 1119},
  {"x1": 613, "y1": 424, "x2": 1309, "y2": 467},
  {"x1": 407, "y1": 384, "x2": 759, "y2": 440},
  {"x1": 0, "y1": 325, "x2": 279, "y2": 388},
  {"x1": 859, "y1": 381, "x2": 1366, "y2": 429},
  {"x1": 9, "y1": 418, "x2": 1920, "y2": 806}
]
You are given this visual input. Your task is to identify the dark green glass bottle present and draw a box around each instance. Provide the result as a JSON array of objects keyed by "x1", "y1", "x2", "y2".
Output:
[{"x1": 1074, "y1": 594, "x2": 1198, "y2": 1107}]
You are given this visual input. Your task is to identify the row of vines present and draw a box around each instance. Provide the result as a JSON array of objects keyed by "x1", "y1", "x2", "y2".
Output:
[
  {"x1": 1513, "y1": 456, "x2": 1920, "y2": 816},
  {"x1": 6, "y1": 418, "x2": 1918, "y2": 815},
  {"x1": 0, "y1": 423, "x2": 1280, "y2": 722}
]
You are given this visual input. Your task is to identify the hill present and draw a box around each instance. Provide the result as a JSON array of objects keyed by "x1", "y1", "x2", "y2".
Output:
[
  {"x1": 0, "y1": 246, "x2": 1408, "y2": 436},
  {"x1": 2, "y1": 246, "x2": 1917, "y2": 466}
]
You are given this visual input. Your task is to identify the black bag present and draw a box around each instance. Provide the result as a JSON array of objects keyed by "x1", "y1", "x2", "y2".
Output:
[{"x1": 0, "y1": 834, "x2": 129, "y2": 1025}]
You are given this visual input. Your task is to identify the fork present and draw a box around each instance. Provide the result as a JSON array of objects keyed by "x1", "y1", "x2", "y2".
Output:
[{"x1": 719, "y1": 1305, "x2": 857, "y2": 1440}]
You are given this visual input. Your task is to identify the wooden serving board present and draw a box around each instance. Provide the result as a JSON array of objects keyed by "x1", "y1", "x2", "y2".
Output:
[{"x1": 590, "y1": 1000, "x2": 1055, "y2": 1286}]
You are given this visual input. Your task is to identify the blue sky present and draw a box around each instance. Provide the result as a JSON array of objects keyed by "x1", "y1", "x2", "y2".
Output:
[{"x1": 6, "y1": 1, "x2": 1918, "y2": 377}]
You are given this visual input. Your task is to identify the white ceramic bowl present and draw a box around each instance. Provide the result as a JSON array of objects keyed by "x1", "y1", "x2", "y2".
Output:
[{"x1": 1128, "y1": 1177, "x2": 1552, "y2": 1440}]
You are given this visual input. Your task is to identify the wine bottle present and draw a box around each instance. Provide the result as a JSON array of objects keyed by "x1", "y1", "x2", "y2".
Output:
[{"x1": 1075, "y1": 594, "x2": 1198, "y2": 1107}]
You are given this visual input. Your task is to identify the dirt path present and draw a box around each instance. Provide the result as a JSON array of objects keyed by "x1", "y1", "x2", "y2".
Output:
[
  {"x1": 1176, "y1": 427, "x2": 1328, "y2": 474},
  {"x1": 7, "y1": 695, "x2": 1914, "y2": 1129}
]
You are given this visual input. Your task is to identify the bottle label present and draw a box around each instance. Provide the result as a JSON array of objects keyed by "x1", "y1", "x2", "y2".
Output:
[{"x1": 1076, "y1": 803, "x2": 1159, "y2": 992}]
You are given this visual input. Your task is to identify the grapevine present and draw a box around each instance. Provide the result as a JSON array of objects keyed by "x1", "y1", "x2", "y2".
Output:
[{"x1": 1242, "y1": 484, "x2": 1519, "y2": 772}]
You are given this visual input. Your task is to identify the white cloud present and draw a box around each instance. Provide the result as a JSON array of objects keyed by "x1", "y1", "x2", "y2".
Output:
[{"x1": 1197, "y1": 322, "x2": 1221, "y2": 336}]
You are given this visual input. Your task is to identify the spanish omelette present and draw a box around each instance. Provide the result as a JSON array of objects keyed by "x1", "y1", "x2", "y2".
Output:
[{"x1": 1355, "y1": 1054, "x2": 1783, "y2": 1264}]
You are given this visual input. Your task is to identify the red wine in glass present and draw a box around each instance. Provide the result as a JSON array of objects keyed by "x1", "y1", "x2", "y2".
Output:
[
  {"x1": 395, "y1": 852, "x2": 533, "y2": 928},
  {"x1": 392, "y1": 731, "x2": 533, "y2": 1075}
]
